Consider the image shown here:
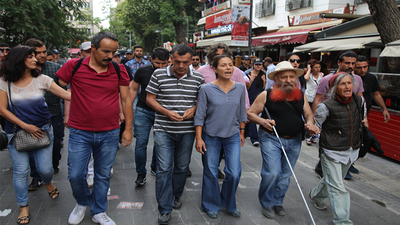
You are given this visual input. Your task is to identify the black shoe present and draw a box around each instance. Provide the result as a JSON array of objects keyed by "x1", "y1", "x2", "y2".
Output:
[
  {"x1": 344, "y1": 171, "x2": 352, "y2": 180},
  {"x1": 158, "y1": 213, "x2": 170, "y2": 225},
  {"x1": 53, "y1": 167, "x2": 60, "y2": 174},
  {"x1": 273, "y1": 206, "x2": 286, "y2": 216},
  {"x1": 28, "y1": 179, "x2": 43, "y2": 191},
  {"x1": 150, "y1": 167, "x2": 156, "y2": 176},
  {"x1": 187, "y1": 168, "x2": 192, "y2": 177},
  {"x1": 262, "y1": 207, "x2": 275, "y2": 219},
  {"x1": 135, "y1": 174, "x2": 146, "y2": 186},
  {"x1": 218, "y1": 169, "x2": 225, "y2": 179},
  {"x1": 349, "y1": 164, "x2": 359, "y2": 174},
  {"x1": 172, "y1": 196, "x2": 182, "y2": 209}
]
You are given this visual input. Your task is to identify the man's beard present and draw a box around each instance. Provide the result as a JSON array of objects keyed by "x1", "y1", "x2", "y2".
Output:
[
  {"x1": 270, "y1": 81, "x2": 302, "y2": 102},
  {"x1": 135, "y1": 54, "x2": 142, "y2": 59}
]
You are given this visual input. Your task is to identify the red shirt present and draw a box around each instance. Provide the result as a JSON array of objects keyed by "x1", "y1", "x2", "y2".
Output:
[{"x1": 56, "y1": 56, "x2": 130, "y2": 131}]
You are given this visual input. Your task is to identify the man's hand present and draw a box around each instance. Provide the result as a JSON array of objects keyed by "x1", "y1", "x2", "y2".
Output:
[
  {"x1": 167, "y1": 110, "x2": 183, "y2": 121},
  {"x1": 63, "y1": 116, "x2": 70, "y2": 129},
  {"x1": 383, "y1": 109, "x2": 390, "y2": 123},
  {"x1": 261, "y1": 119, "x2": 276, "y2": 131},
  {"x1": 182, "y1": 107, "x2": 196, "y2": 120},
  {"x1": 120, "y1": 130, "x2": 133, "y2": 147},
  {"x1": 362, "y1": 117, "x2": 369, "y2": 128},
  {"x1": 119, "y1": 112, "x2": 125, "y2": 123},
  {"x1": 305, "y1": 123, "x2": 319, "y2": 136}
]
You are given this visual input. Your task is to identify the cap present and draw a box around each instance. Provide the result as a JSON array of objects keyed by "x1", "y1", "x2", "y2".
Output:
[
  {"x1": 267, "y1": 61, "x2": 304, "y2": 80},
  {"x1": 253, "y1": 58, "x2": 262, "y2": 65},
  {"x1": 143, "y1": 55, "x2": 149, "y2": 60},
  {"x1": 114, "y1": 52, "x2": 121, "y2": 56},
  {"x1": 242, "y1": 55, "x2": 250, "y2": 60},
  {"x1": 52, "y1": 49, "x2": 59, "y2": 54},
  {"x1": 126, "y1": 49, "x2": 133, "y2": 54},
  {"x1": 80, "y1": 41, "x2": 91, "y2": 50}
]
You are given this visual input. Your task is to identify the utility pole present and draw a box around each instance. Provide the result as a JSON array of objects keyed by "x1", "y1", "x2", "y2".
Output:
[
  {"x1": 129, "y1": 31, "x2": 132, "y2": 49},
  {"x1": 187, "y1": 17, "x2": 189, "y2": 44},
  {"x1": 248, "y1": 0, "x2": 253, "y2": 55}
]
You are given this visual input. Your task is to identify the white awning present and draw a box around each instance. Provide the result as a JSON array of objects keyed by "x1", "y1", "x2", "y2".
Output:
[
  {"x1": 196, "y1": 35, "x2": 232, "y2": 47},
  {"x1": 380, "y1": 39, "x2": 400, "y2": 57},
  {"x1": 293, "y1": 36, "x2": 381, "y2": 52}
]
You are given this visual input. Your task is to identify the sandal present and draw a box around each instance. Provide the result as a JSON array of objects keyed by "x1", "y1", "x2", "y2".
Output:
[
  {"x1": 306, "y1": 140, "x2": 312, "y2": 146},
  {"x1": 17, "y1": 206, "x2": 30, "y2": 224},
  {"x1": 48, "y1": 188, "x2": 59, "y2": 199}
]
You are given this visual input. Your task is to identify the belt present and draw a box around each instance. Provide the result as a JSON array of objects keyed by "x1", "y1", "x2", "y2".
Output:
[{"x1": 260, "y1": 126, "x2": 298, "y2": 139}]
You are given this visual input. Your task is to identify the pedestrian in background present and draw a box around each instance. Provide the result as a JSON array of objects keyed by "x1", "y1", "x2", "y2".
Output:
[
  {"x1": 0, "y1": 46, "x2": 71, "y2": 224},
  {"x1": 194, "y1": 55, "x2": 247, "y2": 219}
]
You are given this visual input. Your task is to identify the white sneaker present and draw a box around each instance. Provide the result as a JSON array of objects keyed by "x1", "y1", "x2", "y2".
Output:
[
  {"x1": 92, "y1": 212, "x2": 116, "y2": 225},
  {"x1": 68, "y1": 204, "x2": 87, "y2": 224},
  {"x1": 87, "y1": 177, "x2": 94, "y2": 188},
  {"x1": 110, "y1": 168, "x2": 114, "y2": 177}
]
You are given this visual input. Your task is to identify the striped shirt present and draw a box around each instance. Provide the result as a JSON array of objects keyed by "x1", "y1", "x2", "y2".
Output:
[
  {"x1": 194, "y1": 82, "x2": 247, "y2": 138},
  {"x1": 146, "y1": 65, "x2": 205, "y2": 133}
]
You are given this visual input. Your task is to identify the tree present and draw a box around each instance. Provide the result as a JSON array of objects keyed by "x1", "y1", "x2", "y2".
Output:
[
  {"x1": 366, "y1": 0, "x2": 400, "y2": 96},
  {"x1": 0, "y1": 0, "x2": 94, "y2": 50}
]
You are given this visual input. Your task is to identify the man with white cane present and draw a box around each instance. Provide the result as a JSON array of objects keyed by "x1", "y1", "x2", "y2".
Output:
[{"x1": 248, "y1": 61, "x2": 319, "y2": 220}]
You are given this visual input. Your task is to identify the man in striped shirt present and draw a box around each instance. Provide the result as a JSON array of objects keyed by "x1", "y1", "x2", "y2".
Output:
[{"x1": 146, "y1": 44, "x2": 204, "y2": 225}]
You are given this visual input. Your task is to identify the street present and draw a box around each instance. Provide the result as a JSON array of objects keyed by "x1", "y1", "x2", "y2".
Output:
[{"x1": 0, "y1": 128, "x2": 399, "y2": 225}]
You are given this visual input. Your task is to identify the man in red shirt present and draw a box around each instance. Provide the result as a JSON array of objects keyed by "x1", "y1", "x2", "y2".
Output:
[{"x1": 56, "y1": 31, "x2": 132, "y2": 225}]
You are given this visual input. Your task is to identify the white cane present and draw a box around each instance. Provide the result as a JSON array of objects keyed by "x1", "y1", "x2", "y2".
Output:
[{"x1": 263, "y1": 107, "x2": 316, "y2": 225}]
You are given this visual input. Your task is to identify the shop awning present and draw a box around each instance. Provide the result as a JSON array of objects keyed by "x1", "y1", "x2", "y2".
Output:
[
  {"x1": 68, "y1": 48, "x2": 80, "y2": 55},
  {"x1": 196, "y1": 35, "x2": 232, "y2": 47},
  {"x1": 380, "y1": 39, "x2": 400, "y2": 57},
  {"x1": 251, "y1": 20, "x2": 343, "y2": 46},
  {"x1": 293, "y1": 36, "x2": 381, "y2": 52}
]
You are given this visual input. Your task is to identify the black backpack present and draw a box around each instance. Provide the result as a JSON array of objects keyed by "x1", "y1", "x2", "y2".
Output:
[{"x1": 71, "y1": 57, "x2": 121, "y2": 79}]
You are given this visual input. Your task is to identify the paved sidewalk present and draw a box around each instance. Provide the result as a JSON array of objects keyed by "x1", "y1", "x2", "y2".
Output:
[{"x1": 0, "y1": 129, "x2": 399, "y2": 225}]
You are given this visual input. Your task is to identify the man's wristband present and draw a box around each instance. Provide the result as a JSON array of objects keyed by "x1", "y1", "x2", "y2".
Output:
[{"x1": 240, "y1": 128, "x2": 245, "y2": 130}]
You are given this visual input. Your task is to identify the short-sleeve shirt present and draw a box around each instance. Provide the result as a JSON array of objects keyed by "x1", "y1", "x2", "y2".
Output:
[
  {"x1": 125, "y1": 58, "x2": 151, "y2": 76},
  {"x1": 146, "y1": 65, "x2": 205, "y2": 133},
  {"x1": 0, "y1": 75, "x2": 52, "y2": 133},
  {"x1": 134, "y1": 65, "x2": 155, "y2": 112},
  {"x1": 56, "y1": 56, "x2": 130, "y2": 131},
  {"x1": 361, "y1": 72, "x2": 380, "y2": 113},
  {"x1": 42, "y1": 61, "x2": 62, "y2": 116},
  {"x1": 194, "y1": 82, "x2": 247, "y2": 138},
  {"x1": 316, "y1": 72, "x2": 364, "y2": 101}
]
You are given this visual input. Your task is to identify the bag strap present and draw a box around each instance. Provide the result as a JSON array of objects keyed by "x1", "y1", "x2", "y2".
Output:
[
  {"x1": 71, "y1": 57, "x2": 120, "y2": 80},
  {"x1": 7, "y1": 82, "x2": 17, "y2": 133}
]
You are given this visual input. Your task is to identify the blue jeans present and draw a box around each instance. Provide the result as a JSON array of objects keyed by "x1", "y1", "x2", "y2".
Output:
[
  {"x1": 201, "y1": 133, "x2": 241, "y2": 213},
  {"x1": 134, "y1": 107, "x2": 156, "y2": 174},
  {"x1": 258, "y1": 129, "x2": 302, "y2": 208},
  {"x1": 29, "y1": 114, "x2": 64, "y2": 180},
  {"x1": 132, "y1": 96, "x2": 138, "y2": 130},
  {"x1": 67, "y1": 127, "x2": 119, "y2": 215},
  {"x1": 154, "y1": 131, "x2": 195, "y2": 214},
  {"x1": 245, "y1": 121, "x2": 259, "y2": 144},
  {"x1": 7, "y1": 123, "x2": 54, "y2": 206}
]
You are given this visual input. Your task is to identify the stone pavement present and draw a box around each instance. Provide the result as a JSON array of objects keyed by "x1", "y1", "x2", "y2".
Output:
[{"x1": 0, "y1": 129, "x2": 399, "y2": 225}]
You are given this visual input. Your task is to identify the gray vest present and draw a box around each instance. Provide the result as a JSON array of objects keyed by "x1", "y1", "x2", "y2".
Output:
[{"x1": 319, "y1": 94, "x2": 362, "y2": 151}]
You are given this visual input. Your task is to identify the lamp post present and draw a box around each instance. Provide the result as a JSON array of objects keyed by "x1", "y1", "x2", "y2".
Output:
[
  {"x1": 237, "y1": 47, "x2": 241, "y2": 55},
  {"x1": 251, "y1": 46, "x2": 255, "y2": 56},
  {"x1": 155, "y1": 30, "x2": 163, "y2": 47}
]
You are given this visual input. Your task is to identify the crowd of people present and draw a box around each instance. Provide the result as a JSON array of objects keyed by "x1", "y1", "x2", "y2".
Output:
[{"x1": 0, "y1": 31, "x2": 391, "y2": 225}]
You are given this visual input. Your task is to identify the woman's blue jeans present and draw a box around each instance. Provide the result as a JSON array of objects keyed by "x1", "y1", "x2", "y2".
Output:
[
  {"x1": 67, "y1": 127, "x2": 119, "y2": 215},
  {"x1": 201, "y1": 133, "x2": 242, "y2": 213},
  {"x1": 7, "y1": 123, "x2": 54, "y2": 207}
]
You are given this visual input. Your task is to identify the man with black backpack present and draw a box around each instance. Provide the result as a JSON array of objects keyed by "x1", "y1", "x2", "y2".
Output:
[{"x1": 56, "y1": 31, "x2": 132, "y2": 225}]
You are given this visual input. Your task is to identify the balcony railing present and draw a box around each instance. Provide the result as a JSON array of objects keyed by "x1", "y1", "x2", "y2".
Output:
[{"x1": 286, "y1": 0, "x2": 313, "y2": 11}]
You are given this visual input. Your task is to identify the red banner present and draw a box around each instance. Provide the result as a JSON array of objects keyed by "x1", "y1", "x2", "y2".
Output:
[
  {"x1": 205, "y1": 9, "x2": 232, "y2": 30},
  {"x1": 252, "y1": 32, "x2": 309, "y2": 46}
]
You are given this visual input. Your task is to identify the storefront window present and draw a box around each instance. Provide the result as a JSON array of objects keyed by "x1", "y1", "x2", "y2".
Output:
[
  {"x1": 205, "y1": 0, "x2": 227, "y2": 10},
  {"x1": 371, "y1": 73, "x2": 400, "y2": 111}
]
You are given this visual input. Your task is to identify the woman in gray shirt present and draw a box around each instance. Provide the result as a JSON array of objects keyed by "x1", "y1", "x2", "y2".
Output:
[{"x1": 194, "y1": 55, "x2": 247, "y2": 219}]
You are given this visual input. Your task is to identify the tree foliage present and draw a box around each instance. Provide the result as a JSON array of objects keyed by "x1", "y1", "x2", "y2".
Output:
[
  {"x1": 119, "y1": 0, "x2": 203, "y2": 52},
  {"x1": 0, "y1": 0, "x2": 99, "y2": 51}
]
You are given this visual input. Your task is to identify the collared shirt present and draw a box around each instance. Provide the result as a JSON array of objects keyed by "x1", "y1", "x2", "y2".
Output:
[
  {"x1": 197, "y1": 64, "x2": 250, "y2": 109},
  {"x1": 194, "y1": 82, "x2": 247, "y2": 138},
  {"x1": 316, "y1": 72, "x2": 364, "y2": 101},
  {"x1": 56, "y1": 56, "x2": 130, "y2": 131},
  {"x1": 146, "y1": 65, "x2": 204, "y2": 133},
  {"x1": 125, "y1": 58, "x2": 151, "y2": 76},
  {"x1": 266, "y1": 63, "x2": 276, "y2": 77},
  {"x1": 42, "y1": 61, "x2": 62, "y2": 116}
]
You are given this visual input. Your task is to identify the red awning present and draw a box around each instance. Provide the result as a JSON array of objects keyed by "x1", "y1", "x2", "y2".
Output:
[
  {"x1": 252, "y1": 29, "x2": 314, "y2": 46},
  {"x1": 68, "y1": 48, "x2": 80, "y2": 55}
]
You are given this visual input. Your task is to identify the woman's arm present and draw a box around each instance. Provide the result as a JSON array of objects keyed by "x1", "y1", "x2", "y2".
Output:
[
  {"x1": 49, "y1": 81, "x2": 71, "y2": 101},
  {"x1": 304, "y1": 64, "x2": 311, "y2": 81},
  {"x1": 239, "y1": 122, "x2": 245, "y2": 146},
  {"x1": 195, "y1": 126, "x2": 206, "y2": 154}
]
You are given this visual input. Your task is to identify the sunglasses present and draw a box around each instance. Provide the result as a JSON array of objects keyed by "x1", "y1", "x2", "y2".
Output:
[
  {"x1": 289, "y1": 59, "x2": 301, "y2": 63},
  {"x1": 0, "y1": 48, "x2": 10, "y2": 52},
  {"x1": 193, "y1": 58, "x2": 200, "y2": 61}
]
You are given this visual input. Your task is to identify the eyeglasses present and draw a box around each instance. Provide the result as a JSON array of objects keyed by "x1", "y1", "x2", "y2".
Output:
[
  {"x1": 0, "y1": 48, "x2": 10, "y2": 52},
  {"x1": 193, "y1": 58, "x2": 200, "y2": 61},
  {"x1": 289, "y1": 59, "x2": 301, "y2": 63}
]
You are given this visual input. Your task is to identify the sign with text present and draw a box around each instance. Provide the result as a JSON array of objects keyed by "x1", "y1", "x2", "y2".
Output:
[
  {"x1": 231, "y1": 5, "x2": 250, "y2": 46},
  {"x1": 292, "y1": 7, "x2": 348, "y2": 26},
  {"x1": 205, "y1": 24, "x2": 233, "y2": 37},
  {"x1": 205, "y1": 9, "x2": 233, "y2": 30}
]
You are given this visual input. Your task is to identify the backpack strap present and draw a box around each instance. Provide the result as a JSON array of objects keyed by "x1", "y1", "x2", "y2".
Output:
[
  {"x1": 71, "y1": 57, "x2": 85, "y2": 78},
  {"x1": 111, "y1": 61, "x2": 121, "y2": 80},
  {"x1": 71, "y1": 57, "x2": 121, "y2": 80}
]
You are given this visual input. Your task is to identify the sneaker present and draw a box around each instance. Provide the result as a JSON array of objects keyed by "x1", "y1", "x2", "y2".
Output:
[
  {"x1": 187, "y1": 168, "x2": 192, "y2": 177},
  {"x1": 150, "y1": 167, "x2": 156, "y2": 176},
  {"x1": 218, "y1": 169, "x2": 225, "y2": 179},
  {"x1": 173, "y1": 196, "x2": 182, "y2": 209},
  {"x1": 54, "y1": 167, "x2": 60, "y2": 174},
  {"x1": 68, "y1": 204, "x2": 87, "y2": 225},
  {"x1": 92, "y1": 212, "x2": 115, "y2": 225},
  {"x1": 252, "y1": 141, "x2": 260, "y2": 147},
  {"x1": 344, "y1": 171, "x2": 352, "y2": 180},
  {"x1": 158, "y1": 213, "x2": 171, "y2": 225},
  {"x1": 135, "y1": 174, "x2": 146, "y2": 186},
  {"x1": 262, "y1": 207, "x2": 275, "y2": 219},
  {"x1": 349, "y1": 164, "x2": 359, "y2": 174},
  {"x1": 28, "y1": 179, "x2": 43, "y2": 191},
  {"x1": 110, "y1": 168, "x2": 114, "y2": 177},
  {"x1": 273, "y1": 206, "x2": 286, "y2": 216},
  {"x1": 309, "y1": 191, "x2": 327, "y2": 211},
  {"x1": 87, "y1": 177, "x2": 94, "y2": 188},
  {"x1": 228, "y1": 210, "x2": 241, "y2": 217}
]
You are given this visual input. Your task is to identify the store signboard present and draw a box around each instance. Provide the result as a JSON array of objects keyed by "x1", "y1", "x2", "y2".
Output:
[
  {"x1": 205, "y1": 24, "x2": 233, "y2": 37},
  {"x1": 231, "y1": 5, "x2": 250, "y2": 46},
  {"x1": 205, "y1": 9, "x2": 233, "y2": 30},
  {"x1": 292, "y1": 7, "x2": 347, "y2": 26},
  {"x1": 202, "y1": 1, "x2": 231, "y2": 17}
]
